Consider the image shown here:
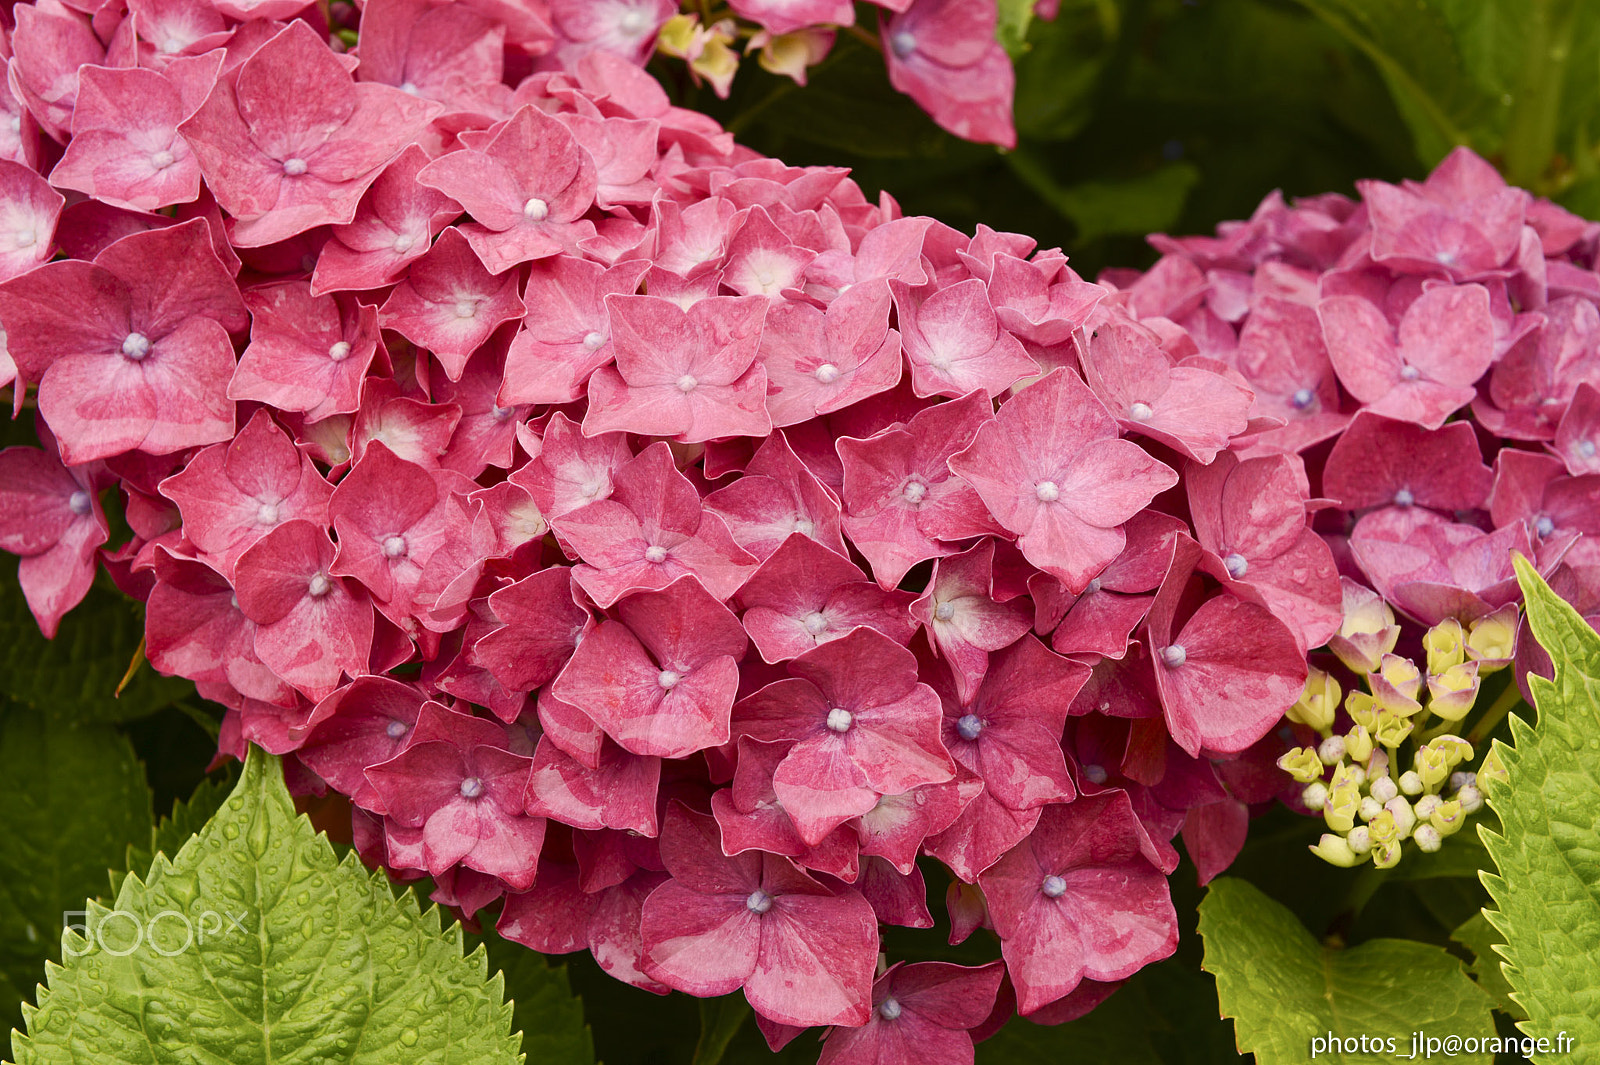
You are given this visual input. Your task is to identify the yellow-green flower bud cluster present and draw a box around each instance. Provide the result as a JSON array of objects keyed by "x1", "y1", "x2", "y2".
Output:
[{"x1": 1282, "y1": 609, "x2": 1520, "y2": 870}]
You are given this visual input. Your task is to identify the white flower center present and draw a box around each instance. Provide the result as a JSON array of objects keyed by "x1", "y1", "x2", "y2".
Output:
[
  {"x1": 1085, "y1": 578, "x2": 1101, "y2": 594},
  {"x1": 385, "y1": 719, "x2": 408, "y2": 739},
  {"x1": 644, "y1": 545, "x2": 668, "y2": 563},
  {"x1": 1536, "y1": 515, "x2": 1555, "y2": 538},
  {"x1": 826, "y1": 707, "x2": 853, "y2": 733},
  {"x1": 382, "y1": 534, "x2": 408, "y2": 558},
  {"x1": 792, "y1": 517, "x2": 815, "y2": 536},
  {"x1": 256, "y1": 502, "x2": 280, "y2": 525},
  {"x1": 121, "y1": 332, "x2": 152, "y2": 361},
  {"x1": 657, "y1": 669, "x2": 681, "y2": 690},
  {"x1": 1160, "y1": 644, "x2": 1188, "y2": 668},
  {"x1": 523, "y1": 197, "x2": 549, "y2": 222},
  {"x1": 935, "y1": 602, "x2": 955, "y2": 621},
  {"x1": 459, "y1": 776, "x2": 484, "y2": 799},
  {"x1": 1393, "y1": 488, "x2": 1415, "y2": 507},
  {"x1": 12, "y1": 229, "x2": 33, "y2": 248},
  {"x1": 582, "y1": 331, "x2": 606, "y2": 351},
  {"x1": 814, "y1": 363, "x2": 840, "y2": 384},
  {"x1": 890, "y1": 30, "x2": 916, "y2": 57},
  {"x1": 956, "y1": 713, "x2": 983, "y2": 741},
  {"x1": 1290, "y1": 387, "x2": 1314, "y2": 410},
  {"x1": 675, "y1": 374, "x2": 698, "y2": 392},
  {"x1": 1224, "y1": 552, "x2": 1249, "y2": 578},
  {"x1": 391, "y1": 233, "x2": 415, "y2": 253},
  {"x1": 1041, "y1": 874, "x2": 1068, "y2": 898},
  {"x1": 453, "y1": 299, "x2": 478, "y2": 319},
  {"x1": 878, "y1": 997, "x2": 903, "y2": 1021},
  {"x1": 282, "y1": 157, "x2": 308, "y2": 176},
  {"x1": 1580, "y1": 439, "x2": 1597, "y2": 458},
  {"x1": 67, "y1": 490, "x2": 91, "y2": 516},
  {"x1": 149, "y1": 149, "x2": 175, "y2": 170},
  {"x1": 1035, "y1": 480, "x2": 1060, "y2": 502},
  {"x1": 1128, "y1": 401, "x2": 1153, "y2": 422},
  {"x1": 399, "y1": 81, "x2": 421, "y2": 95},
  {"x1": 1399, "y1": 364, "x2": 1421, "y2": 381},
  {"x1": 901, "y1": 479, "x2": 927, "y2": 505},
  {"x1": 1083, "y1": 764, "x2": 1108, "y2": 785},
  {"x1": 328, "y1": 341, "x2": 352, "y2": 361},
  {"x1": 492, "y1": 404, "x2": 515, "y2": 421},
  {"x1": 580, "y1": 479, "x2": 606, "y2": 499},
  {"x1": 745, "y1": 888, "x2": 773, "y2": 914},
  {"x1": 801, "y1": 611, "x2": 829, "y2": 635},
  {"x1": 307, "y1": 573, "x2": 332, "y2": 598}
]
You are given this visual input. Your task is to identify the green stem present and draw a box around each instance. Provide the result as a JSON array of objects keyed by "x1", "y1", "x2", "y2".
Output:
[{"x1": 1466, "y1": 681, "x2": 1527, "y2": 747}]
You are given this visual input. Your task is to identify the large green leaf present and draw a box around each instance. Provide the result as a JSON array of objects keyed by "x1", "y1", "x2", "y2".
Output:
[
  {"x1": 1285, "y1": 0, "x2": 1500, "y2": 165},
  {"x1": 1450, "y1": 913, "x2": 1524, "y2": 1021},
  {"x1": 0, "y1": 708, "x2": 152, "y2": 1041},
  {"x1": 0, "y1": 573, "x2": 190, "y2": 725},
  {"x1": 116, "y1": 773, "x2": 234, "y2": 897},
  {"x1": 7, "y1": 747, "x2": 524, "y2": 1065},
  {"x1": 1479, "y1": 559, "x2": 1600, "y2": 1051},
  {"x1": 1200, "y1": 877, "x2": 1495, "y2": 1063}
]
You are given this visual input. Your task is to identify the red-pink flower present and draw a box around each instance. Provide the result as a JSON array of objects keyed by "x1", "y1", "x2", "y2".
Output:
[
  {"x1": 0, "y1": 159, "x2": 62, "y2": 283},
  {"x1": 910, "y1": 539, "x2": 1034, "y2": 702},
  {"x1": 948, "y1": 368, "x2": 1178, "y2": 594},
  {"x1": 1359, "y1": 146, "x2": 1527, "y2": 278},
  {"x1": 639, "y1": 804, "x2": 879, "y2": 1027},
  {"x1": 228, "y1": 281, "x2": 383, "y2": 422},
  {"x1": 817, "y1": 961, "x2": 1004, "y2": 1065},
  {"x1": 735, "y1": 533, "x2": 915, "y2": 663},
  {"x1": 0, "y1": 433, "x2": 109, "y2": 636},
  {"x1": 880, "y1": 0, "x2": 1016, "y2": 148},
  {"x1": 312, "y1": 144, "x2": 464, "y2": 295},
  {"x1": 354, "y1": 0, "x2": 512, "y2": 116},
  {"x1": 377, "y1": 226, "x2": 525, "y2": 382},
  {"x1": 890, "y1": 278, "x2": 1035, "y2": 399},
  {"x1": 760, "y1": 281, "x2": 903, "y2": 427},
  {"x1": 499, "y1": 257, "x2": 650, "y2": 405}
]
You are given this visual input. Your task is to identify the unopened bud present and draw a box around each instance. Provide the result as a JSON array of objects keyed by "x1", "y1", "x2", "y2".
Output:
[
  {"x1": 1344, "y1": 725, "x2": 1374, "y2": 764},
  {"x1": 1302, "y1": 782, "x2": 1329, "y2": 811},
  {"x1": 1385, "y1": 797, "x2": 1416, "y2": 840},
  {"x1": 1426, "y1": 661, "x2": 1480, "y2": 721},
  {"x1": 1318, "y1": 735, "x2": 1347, "y2": 765},
  {"x1": 1424, "y1": 618, "x2": 1467, "y2": 675},
  {"x1": 1374, "y1": 711, "x2": 1415, "y2": 749},
  {"x1": 1449, "y1": 770, "x2": 1476, "y2": 792},
  {"x1": 1346, "y1": 825, "x2": 1373, "y2": 854},
  {"x1": 1430, "y1": 798, "x2": 1466, "y2": 836},
  {"x1": 1413, "y1": 794, "x2": 1442, "y2": 821},
  {"x1": 1466, "y1": 605, "x2": 1518, "y2": 672},
  {"x1": 1456, "y1": 784, "x2": 1484, "y2": 814},
  {"x1": 1415, "y1": 745, "x2": 1450, "y2": 789},
  {"x1": 1359, "y1": 796, "x2": 1385, "y2": 823},
  {"x1": 1329, "y1": 579, "x2": 1400, "y2": 674},
  {"x1": 1413, "y1": 824, "x2": 1443, "y2": 852},
  {"x1": 1398, "y1": 770, "x2": 1424, "y2": 796},
  {"x1": 1369, "y1": 775, "x2": 1398, "y2": 804},
  {"x1": 1372, "y1": 654, "x2": 1424, "y2": 716},
  {"x1": 1289, "y1": 668, "x2": 1341, "y2": 733},
  {"x1": 1310, "y1": 833, "x2": 1365, "y2": 867},
  {"x1": 1278, "y1": 746, "x2": 1325, "y2": 784},
  {"x1": 1368, "y1": 808, "x2": 1398, "y2": 845},
  {"x1": 1345, "y1": 690, "x2": 1379, "y2": 730}
]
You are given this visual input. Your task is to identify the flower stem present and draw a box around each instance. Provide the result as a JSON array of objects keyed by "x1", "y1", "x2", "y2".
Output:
[{"x1": 1467, "y1": 682, "x2": 1527, "y2": 747}]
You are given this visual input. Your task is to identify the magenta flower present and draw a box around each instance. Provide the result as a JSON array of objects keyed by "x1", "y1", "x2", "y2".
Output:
[
  {"x1": 1359, "y1": 146, "x2": 1526, "y2": 277},
  {"x1": 312, "y1": 145, "x2": 464, "y2": 295},
  {"x1": 145, "y1": 549, "x2": 296, "y2": 714},
  {"x1": 416, "y1": 103, "x2": 598, "y2": 273},
  {"x1": 1322, "y1": 412, "x2": 1493, "y2": 513},
  {"x1": 547, "y1": 0, "x2": 677, "y2": 70},
  {"x1": 760, "y1": 281, "x2": 903, "y2": 427},
  {"x1": 837, "y1": 390, "x2": 1004, "y2": 588},
  {"x1": 732, "y1": 628, "x2": 954, "y2": 846},
  {"x1": 852, "y1": 777, "x2": 977, "y2": 875},
  {"x1": 472, "y1": 566, "x2": 592, "y2": 694},
  {"x1": 640, "y1": 804, "x2": 879, "y2": 1027},
  {"x1": 179, "y1": 21, "x2": 440, "y2": 246},
  {"x1": 890, "y1": 278, "x2": 1035, "y2": 399},
  {"x1": 377, "y1": 226, "x2": 526, "y2": 381},
  {"x1": 354, "y1": 0, "x2": 511, "y2": 116},
  {"x1": 880, "y1": 0, "x2": 1016, "y2": 148},
  {"x1": 1349, "y1": 505, "x2": 1532, "y2": 625},
  {"x1": 526, "y1": 735, "x2": 661, "y2": 837},
  {"x1": 0, "y1": 159, "x2": 61, "y2": 283},
  {"x1": 0, "y1": 434, "x2": 108, "y2": 636},
  {"x1": 817, "y1": 961, "x2": 1004, "y2": 1065},
  {"x1": 1078, "y1": 317, "x2": 1253, "y2": 463},
  {"x1": 978, "y1": 793, "x2": 1178, "y2": 1014},
  {"x1": 9, "y1": 0, "x2": 104, "y2": 143},
  {"x1": 233, "y1": 519, "x2": 375, "y2": 701},
  {"x1": 553, "y1": 576, "x2": 747, "y2": 759},
  {"x1": 551, "y1": 442, "x2": 757, "y2": 607},
  {"x1": 910, "y1": 539, "x2": 1034, "y2": 702},
  {"x1": 1185, "y1": 451, "x2": 1341, "y2": 651},
  {"x1": 735, "y1": 532, "x2": 915, "y2": 663},
  {"x1": 499, "y1": 257, "x2": 650, "y2": 405},
  {"x1": 1555, "y1": 383, "x2": 1600, "y2": 475},
  {"x1": 1045, "y1": 510, "x2": 1184, "y2": 661},
  {"x1": 1231, "y1": 295, "x2": 1351, "y2": 453},
  {"x1": 295, "y1": 677, "x2": 425, "y2": 810},
  {"x1": 930, "y1": 635, "x2": 1087, "y2": 811},
  {"x1": 1319, "y1": 283, "x2": 1495, "y2": 430},
  {"x1": 0, "y1": 218, "x2": 247, "y2": 464},
  {"x1": 1475, "y1": 296, "x2": 1600, "y2": 440},
  {"x1": 948, "y1": 368, "x2": 1178, "y2": 594},
  {"x1": 364, "y1": 701, "x2": 544, "y2": 889},
  {"x1": 48, "y1": 54, "x2": 219, "y2": 213},
  {"x1": 1146, "y1": 535, "x2": 1307, "y2": 756},
  {"x1": 702, "y1": 432, "x2": 848, "y2": 561},
  {"x1": 228, "y1": 281, "x2": 382, "y2": 423},
  {"x1": 583, "y1": 293, "x2": 772, "y2": 443},
  {"x1": 511, "y1": 411, "x2": 634, "y2": 523},
  {"x1": 157, "y1": 408, "x2": 335, "y2": 578}
]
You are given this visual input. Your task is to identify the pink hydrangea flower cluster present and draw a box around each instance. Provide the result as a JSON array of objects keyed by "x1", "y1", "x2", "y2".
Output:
[{"x1": 0, "y1": 0, "x2": 1589, "y2": 1052}]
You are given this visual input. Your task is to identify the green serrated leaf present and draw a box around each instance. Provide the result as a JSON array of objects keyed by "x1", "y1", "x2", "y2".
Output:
[
  {"x1": 117, "y1": 774, "x2": 235, "y2": 897},
  {"x1": 1479, "y1": 558, "x2": 1600, "y2": 1052},
  {"x1": 0, "y1": 571, "x2": 191, "y2": 724},
  {"x1": 1200, "y1": 877, "x2": 1495, "y2": 1063},
  {"x1": 1450, "y1": 912, "x2": 1525, "y2": 1021},
  {"x1": 481, "y1": 934, "x2": 593, "y2": 1065},
  {"x1": 0, "y1": 707, "x2": 152, "y2": 1033},
  {"x1": 7, "y1": 746, "x2": 524, "y2": 1065},
  {"x1": 1285, "y1": 0, "x2": 1501, "y2": 165}
]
